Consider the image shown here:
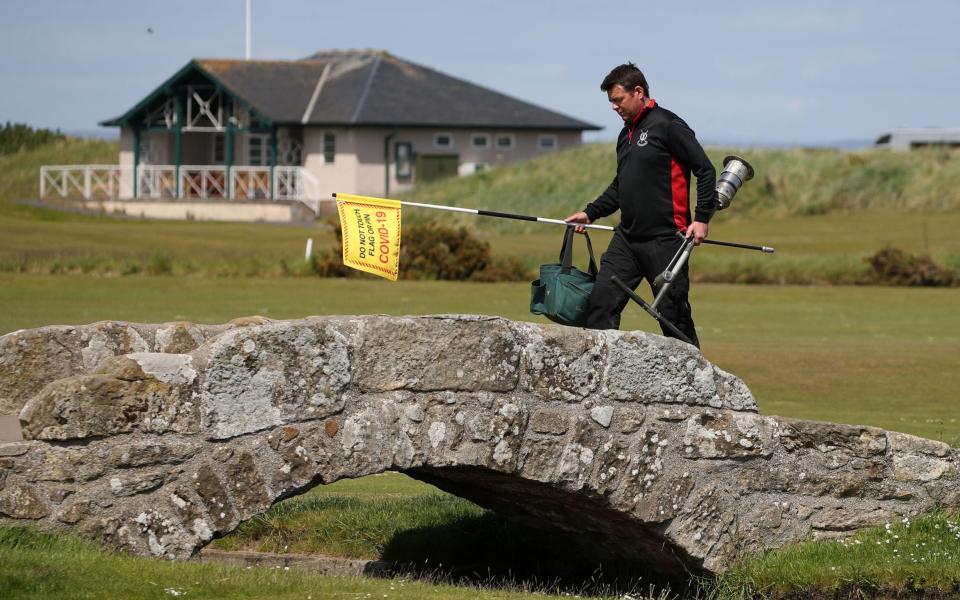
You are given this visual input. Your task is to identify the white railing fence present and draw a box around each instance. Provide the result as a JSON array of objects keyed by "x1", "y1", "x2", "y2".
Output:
[
  {"x1": 40, "y1": 165, "x2": 127, "y2": 200},
  {"x1": 138, "y1": 166, "x2": 176, "y2": 199},
  {"x1": 39, "y1": 165, "x2": 322, "y2": 206},
  {"x1": 296, "y1": 168, "x2": 324, "y2": 213},
  {"x1": 228, "y1": 166, "x2": 270, "y2": 200}
]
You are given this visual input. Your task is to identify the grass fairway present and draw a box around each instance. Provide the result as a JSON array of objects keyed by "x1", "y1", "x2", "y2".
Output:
[
  {"x1": 0, "y1": 524, "x2": 570, "y2": 600},
  {"x1": 712, "y1": 513, "x2": 960, "y2": 599},
  {"x1": 2, "y1": 274, "x2": 957, "y2": 443},
  {"x1": 3, "y1": 139, "x2": 959, "y2": 283},
  {"x1": 4, "y1": 207, "x2": 958, "y2": 283}
]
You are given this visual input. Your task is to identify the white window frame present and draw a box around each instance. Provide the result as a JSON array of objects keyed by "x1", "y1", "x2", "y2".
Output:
[
  {"x1": 433, "y1": 132, "x2": 454, "y2": 149},
  {"x1": 212, "y1": 133, "x2": 226, "y2": 163},
  {"x1": 494, "y1": 133, "x2": 515, "y2": 150},
  {"x1": 246, "y1": 134, "x2": 269, "y2": 166},
  {"x1": 537, "y1": 134, "x2": 558, "y2": 151},
  {"x1": 471, "y1": 133, "x2": 490, "y2": 148},
  {"x1": 395, "y1": 142, "x2": 413, "y2": 180},
  {"x1": 322, "y1": 132, "x2": 336, "y2": 164},
  {"x1": 138, "y1": 136, "x2": 156, "y2": 165},
  {"x1": 277, "y1": 137, "x2": 303, "y2": 166}
]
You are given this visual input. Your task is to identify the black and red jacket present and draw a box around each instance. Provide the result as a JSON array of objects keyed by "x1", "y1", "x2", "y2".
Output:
[{"x1": 584, "y1": 100, "x2": 717, "y2": 240}]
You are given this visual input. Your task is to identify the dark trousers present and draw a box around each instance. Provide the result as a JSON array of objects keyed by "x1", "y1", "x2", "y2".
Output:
[{"x1": 585, "y1": 232, "x2": 700, "y2": 347}]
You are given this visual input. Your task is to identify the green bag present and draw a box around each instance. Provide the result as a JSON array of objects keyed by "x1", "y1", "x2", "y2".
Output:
[{"x1": 530, "y1": 227, "x2": 598, "y2": 327}]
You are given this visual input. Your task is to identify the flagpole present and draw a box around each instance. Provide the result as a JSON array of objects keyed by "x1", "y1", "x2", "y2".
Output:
[
  {"x1": 331, "y1": 193, "x2": 774, "y2": 253},
  {"x1": 331, "y1": 193, "x2": 615, "y2": 232}
]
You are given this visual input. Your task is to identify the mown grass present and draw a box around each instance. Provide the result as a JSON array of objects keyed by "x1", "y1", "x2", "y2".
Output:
[
  {"x1": 483, "y1": 210, "x2": 960, "y2": 285},
  {"x1": 211, "y1": 488, "x2": 485, "y2": 559},
  {"x1": 209, "y1": 476, "x2": 960, "y2": 598},
  {"x1": 708, "y1": 513, "x2": 960, "y2": 599},
  {"x1": 3, "y1": 140, "x2": 959, "y2": 284},
  {"x1": 0, "y1": 213, "x2": 324, "y2": 277},
  {"x1": 4, "y1": 479, "x2": 957, "y2": 600},
  {"x1": 209, "y1": 474, "x2": 655, "y2": 591},
  {"x1": 0, "y1": 137, "x2": 322, "y2": 276},
  {"x1": 3, "y1": 209, "x2": 959, "y2": 284},
  {"x1": 1, "y1": 522, "x2": 603, "y2": 600},
  {"x1": 0, "y1": 138, "x2": 333, "y2": 279}
]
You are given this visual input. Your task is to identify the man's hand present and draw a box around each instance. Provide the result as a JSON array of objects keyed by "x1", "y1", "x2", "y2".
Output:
[
  {"x1": 687, "y1": 221, "x2": 709, "y2": 245},
  {"x1": 564, "y1": 211, "x2": 591, "y2": 234}
]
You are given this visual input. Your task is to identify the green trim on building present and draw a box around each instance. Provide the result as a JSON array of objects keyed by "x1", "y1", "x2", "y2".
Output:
[
  {"x1": 174, "y1": 94, "x2": 184, "y2": 197},
  {"x1": 132, "y1": 127, "x2": 140, "y2": 199},
  {"x1": 269, "y1": 127, "x2": 277, "y2": 199},
  {"x1": 100, "y1": 60, "x2": 273, "y2": 131},
  {"x1": 226, "y1": 99, "x2": 234, "y2": 198}
]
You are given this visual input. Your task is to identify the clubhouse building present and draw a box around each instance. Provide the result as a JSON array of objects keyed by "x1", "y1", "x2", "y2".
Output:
[{"x1": 40, "y1": 50, "x2": 599, "y2": 222}]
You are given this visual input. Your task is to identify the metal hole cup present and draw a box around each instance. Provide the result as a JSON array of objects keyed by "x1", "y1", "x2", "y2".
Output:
[{"x1": 716, "y1": 155, "x2": 755, "y2": 210}]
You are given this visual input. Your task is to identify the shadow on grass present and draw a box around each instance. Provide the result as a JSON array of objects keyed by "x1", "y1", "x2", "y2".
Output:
[{"x1": 373, "y1": 511, "x2": 704, "y2": 598}]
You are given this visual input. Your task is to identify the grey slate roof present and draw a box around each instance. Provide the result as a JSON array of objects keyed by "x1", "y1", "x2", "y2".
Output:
[
  {"x1": 107, "y1": 50, "x2": 600, "y2": 131},
  {"x1": 198, "y1": 59, "x2": 324, "y2": 124}
]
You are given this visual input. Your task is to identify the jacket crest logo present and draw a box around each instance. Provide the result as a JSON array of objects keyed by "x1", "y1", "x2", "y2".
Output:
[{"x1": 636, "y1": 130, "x2": 649, "y2": 147}]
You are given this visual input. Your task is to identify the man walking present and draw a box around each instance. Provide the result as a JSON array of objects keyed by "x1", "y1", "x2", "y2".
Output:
[{"x1": 565, "y1": 62, "x2": 716, "y2": 347}]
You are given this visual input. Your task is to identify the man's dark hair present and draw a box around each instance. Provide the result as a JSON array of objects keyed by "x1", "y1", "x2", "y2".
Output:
[{"x1": 601, "y1": 62, "x2": 649, "y2": 95}]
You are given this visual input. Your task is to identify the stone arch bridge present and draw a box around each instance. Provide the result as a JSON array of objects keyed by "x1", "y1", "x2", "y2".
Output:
[{"x1": 0, "y1": 316, "x2": 957, "y2": 576}]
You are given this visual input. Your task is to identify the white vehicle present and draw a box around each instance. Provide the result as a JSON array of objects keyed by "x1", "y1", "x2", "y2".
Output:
[{"x1": 874, "y1": 128, "x2": 960, "y2": 150}]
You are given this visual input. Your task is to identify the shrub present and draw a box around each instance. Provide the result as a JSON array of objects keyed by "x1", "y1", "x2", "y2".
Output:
[
  {"x1": 146, "y1": 253, "x2": 173, "y2": 275},
  {"x1": 400, "y1": 221, "x2": 490, "y2": 280},
  {"x1": 864, "y1": 246, "x2": 958, "y2": 287},
  {"x1": 309, "y1": 250, "x2": 357, "y2": 278},
  {"x1": 0, "y1": 122, "x2": 66, "y2": 155},
  {"x1": 469, "y1": 256, "x2": 531, "y2": 282}
]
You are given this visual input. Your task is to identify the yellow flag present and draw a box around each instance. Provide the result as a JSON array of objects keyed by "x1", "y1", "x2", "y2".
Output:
[{"x1": 335, "y1": 193, "x2": 401, "y2": 281}]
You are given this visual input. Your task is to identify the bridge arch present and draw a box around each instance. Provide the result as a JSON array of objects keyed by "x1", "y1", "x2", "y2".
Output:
[{"x1": 2, "y1": 316, "x2": 957, "y2": 576}]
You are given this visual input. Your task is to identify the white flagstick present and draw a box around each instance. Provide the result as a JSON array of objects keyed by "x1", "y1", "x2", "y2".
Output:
[
  {"x1": 332, "y1": 194, "x2": 775, "y2": 253},
  {"x1": 332, "y1": 194, "x2": 615, "y2": 231}
]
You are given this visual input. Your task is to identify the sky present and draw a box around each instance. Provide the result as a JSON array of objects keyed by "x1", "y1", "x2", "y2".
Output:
[{"x1": 1, "y1": 0, "x2": 958, "y2": 145}]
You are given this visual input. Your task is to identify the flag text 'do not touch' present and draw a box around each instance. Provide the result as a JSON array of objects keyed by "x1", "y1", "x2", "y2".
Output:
[{"x1": 335, "y1": 193, "x2": 401, "y2": 281}]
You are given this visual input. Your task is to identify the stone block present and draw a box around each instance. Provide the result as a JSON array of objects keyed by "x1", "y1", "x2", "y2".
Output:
[
  {"x1": 19, "y1": 357, "x2": 197, "y2": 441},
  {"x1": 521, "y1": 326, "x2": 603, "y2": 401},
  {"x1": 191, "y1": 464, "x2": 236, "y2": 530},
  {"x1": 154, "y1": 322, "x2": 206, "y2": 354},
  {"x1": 682, "y1": 411, "x2": 772, "y2": 459},
  {"x1": 0, "y1": 483, "x2": 50, "y2": 519},
  {"x1": 110, "y1": 442, "x2": 200, "y2": 468},
  {"x1": 353, "y1": 317, "x2": 521, "y2": 393},
  {"x1": 200, "y1": 323, "x2": 350, "y2": 439},
  {"x1": 109, "y1": 471, "x2": 166, "y2": 497},
  {"x1": 79, "y1": 322, "x2": 151, "y2": 372},
  {"x1": 0, "y1": 326, "x2": 84, "y2": 414},
  {"x1": 0, "y1": 442, "x2": 30, "y2": 457},
  {"x1": 603, "y1": 332, "x2": 756, "y2": 411},
  {"x1": 530, "y1": 409, "x2": 569, "y2": 435},
  {"x1": 126, "y1": 353, "x2": 197, "y2": 386},
  {"x1": 590, "y1": 405, "x2": 614, "y2": 428},
  {"x1": 223, "y1": 452, "x2": 270, "y2": 516},
  {"x1": 893, "y1": 454, "x2": 957, "y2": 482},
  {"x1": 778, "y1": 420, "x2": 888, "y2": 458},
  {"x1": 887, "y1": 431, "x2": 953, "y2": 457}
]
